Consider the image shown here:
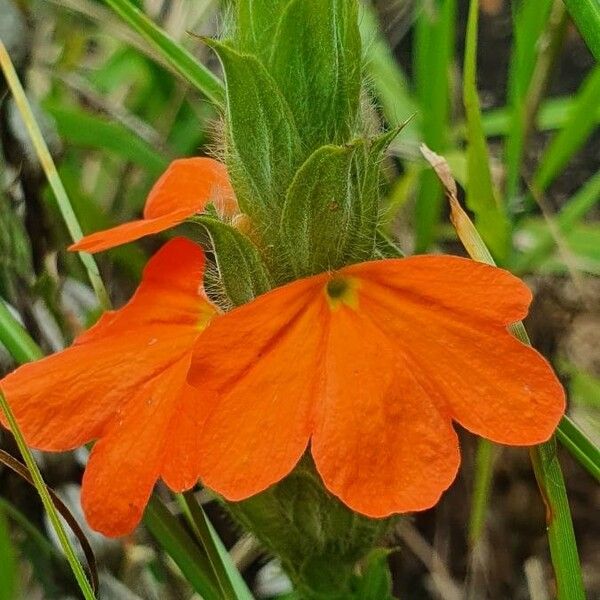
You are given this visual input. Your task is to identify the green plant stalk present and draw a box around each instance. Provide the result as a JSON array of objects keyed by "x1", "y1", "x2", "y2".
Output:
[
  {"x1": 0, "y1": 506, "x2": 18, "y2": 600},
  {"x1": 103, "y1": 0, "x2": 224, "y2": 106},
  {"x1": 0, "y1": 41, "x2": 110, "y2": 311},
  {"x1": 179, "y1": 492, "x2": 254, "y2": 600},
  {"x1": 429, "y1": 155, "x2": 586, "y2": 598},
  {"x1": 0, "y1": 392, "x2": 96, "y2": 600},
  {"x1": 562, "y1": 0, "x2": 600, "y2": 61}
]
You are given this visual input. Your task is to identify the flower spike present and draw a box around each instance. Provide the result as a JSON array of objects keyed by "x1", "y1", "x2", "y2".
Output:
[
  {"x1": 1, "y1": 238, "x2": 216, "y2": 536},
  {"x1": 188, "y1": 255, "x2": 565, "y2": 518},
  {"x1": 69, "y1": 158, "x2": 236, "y2": 253}
]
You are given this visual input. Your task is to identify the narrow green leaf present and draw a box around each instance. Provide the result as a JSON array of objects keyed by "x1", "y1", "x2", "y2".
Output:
[
  {"x1": 0, "y1": 40, "x2": 110, "y2": 311},
  {"x1": 196, "y1": 216, "x2": 273, "y2": 306},
  {"x1": 514, "y1": 169, "x2": 600, "y2": 272},
  {"x1": 468, "y1": 439, "x2": 496, "y2": 544},
  {"x1": 269, "y1": 0, "x2": 361, "y2": 149},
  {"x1": 413, "y1": 0, "x2": 456, "y2": 251},
  {"x1": 179, "y1": 493, "x2": 254, "y2": 600},
  {"x1": 102, "y1": 0, "x2": 225, "y2": 106},
  {"x1": 0, "y1": 301, "x2": 43, "y2": 364},
  {"x1": 562, "y1": 0, "x2": 600, "y2": 61},
  {"x1": 280, "y1": 143, "x2": 358, "y2": 277},
  {"x1": 557, "y1": 416, "x2": 600, "y2": 482},
  {"x1": 504, "y1": 0, "x2": 555, "y2": 199},
  {"x1": 208, "y1": 40, "x2": 301, "y2": 222},
  {"x1": 0, "y1": 393, "x2": 96, "y2": 600},
  {"x1": 46, "y1": 105, "x2": 168, "y2": 177},
  {"x1": 143, "y1": 498, "x2": 223, "y2": 600},
  {"x1": 463, "y1": 0, "x2": 509, "y2": 260},
  {"x1": 352, "y1": 549, "x2": 394, "y2": 600},
  {"x1": 0, "y1": 507, "x2": 18, "y2": 600},
  {"x1": 533, "y1": 65, "x2": 600, "y2": 194}
]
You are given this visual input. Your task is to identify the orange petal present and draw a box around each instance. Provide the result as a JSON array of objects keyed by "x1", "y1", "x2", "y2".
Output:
[
  {"x1": 82, "y1": 359, "x2": 191, "y2": 537},
  {"x1": 70, "y1": 158, "x2": 235, "y2": 253},
  {"x1": 349, "y1": 256, "x2": 565, "y2": 445},
  {"x1": 1, "y1": 238, "x2": 214, "y2": 535},
  {"x1": 190, "y1": 276, "x2": 326, "y2": 500},
  {"x1": 312, "y1": 303, "x2": 459, "y2": 516}
]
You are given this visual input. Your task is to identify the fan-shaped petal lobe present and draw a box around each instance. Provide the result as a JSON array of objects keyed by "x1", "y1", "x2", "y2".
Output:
[{"x1": 70, "y1": 158, "x2": 235, "y2": 253}]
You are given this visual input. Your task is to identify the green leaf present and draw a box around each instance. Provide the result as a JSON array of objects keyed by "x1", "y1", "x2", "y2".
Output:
[
  {"x1": 269, "y1": 0, "x2": 361, "y2": 149},
  {"x1": 533, "y1": 64, "x2": 600, "y2": 194},
  {"x1": 208, "y1": 40, "x2": 301, "y2": 222},
  {"x1": 514, "y1": 169, "x2": 600, "y2": 272},
  {"x1": 178, "y1": 493, "x2": 255, "y2": 600},
  {"x1": 562, "y1": 0, "x2": 600, "y2": 61},
  {"x1": 143, "y1": 498, "x2": 224, "y2": 600},
  {"x1": 463, "y1": 0, "x2": 510, "y2": 261},
  {"x1": 235, "y1": 0, "x2": 287, "y2": 60},
  {"x1": 196, "y1": 216, "x2": 273, "y2": 306},
  {"x1": 413, "y1": 0, "x2": 456, "y2": 251},
  {"x1": 504, "y1": 0, "x2": 554, "y2": 199},
  {"x1": 351, "y1": 549, "x2": 394, "y2": 600},
  {"x1": 280, "y1": 143, "x2": 359, "y2": 277},
  {"x1": 46, "y1": 105, "x2": 168, "y2": 177},
  {"x1": 0, "y1": 508, "x2": 18, "y2": 600},
  {"x1": 103, "y1": 0, "x2": 225, "y2": 105}
]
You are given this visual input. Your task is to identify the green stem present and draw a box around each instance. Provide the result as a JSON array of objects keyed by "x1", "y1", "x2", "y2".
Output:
[
  {"x1": 0, "y1": 302, "x2": 43, "y2": 363},
  {"x1": 557, "y1": 416, "x2": 600, "y2": 481},
  {"x1": 0, "y1": 41, "x2": 110, "y2": 311}
]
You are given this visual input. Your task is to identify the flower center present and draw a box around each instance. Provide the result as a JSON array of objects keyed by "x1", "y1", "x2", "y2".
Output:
[{"x1": 325, "y1": 275, "x2": 360, "y2": 310}]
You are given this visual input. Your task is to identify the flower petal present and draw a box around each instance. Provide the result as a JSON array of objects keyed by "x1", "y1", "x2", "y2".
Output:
[
  {"x1": 1, "y1": 238, "x2": 212, "y2": 451},
  {"x1": 351, "y1": 256, "x2": 565, "y2": 444},
  {"x1": 82, "y1": 359, "x2": 189, "y2": 537},
  {"x1": 312, "y1": 304, "x2": 460, "y2": 516},
  {"x1": 70, "y1": 158, "x2": 235, "y2": 253},
  {"x1": 190, "y1": 276, "x2": 326, "y2": 500}
]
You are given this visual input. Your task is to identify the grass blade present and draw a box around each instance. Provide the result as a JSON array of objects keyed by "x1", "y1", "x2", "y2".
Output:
[
  {"x1": 179, "y1": 493, "x2": 254, "y2": 600},
  {"x1": 514, "y1": 168, "x2": 600, "y2": 272},
  {"x1": 562, "y1": 0, "x2": 600, "y2": 61},
  {"x1": 463, "y1": 0, "x2": 509, "y2": 261},
  {"x1": 557, "y1": 415, "x2": 600, "y2": 481},
  {"x1": 468, "y1": 440, "x2": 496, "y2": 545},
  {"x1": 0, "y1": 41, "x2": 110, "y2": 311},
  {"x1": 103, "y1": 0, "x2": 224, "y2": 106},
  {"x1": 0, "y1": 506, "x2": 18, "y2": 600},
  {"x1": 413, "y1": 0, "x2": 456, "y2": 251},
  {"x1": 143, "y1": 497, "x2": 223, "y2": 600},
  {"x1": 533, "y1": 64, "x2": 600, "y2": 194},
  {"x1": 421, "y1": 145, "x2": 587, "y2": 599},
  {"x1": 0, "y1": 392, "x2": 96, "y2": 600},
  {"x1": 0, "y1": 301, "x2": 43, "y2": 364},
  {"x1": 504, "y1": 0, "x2": 555, "y2": 199}
]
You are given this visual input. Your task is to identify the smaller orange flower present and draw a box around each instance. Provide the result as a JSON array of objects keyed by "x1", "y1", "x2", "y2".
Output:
[
  {"x1": 70, "y1": 158, "x2": 235, "y2": 253},
  {"x1": 0, "y1": 238, "x2": 215, "y2": 536},
  {"x1": 188, "y1": 256, "x2": 565, "y2": 518}
]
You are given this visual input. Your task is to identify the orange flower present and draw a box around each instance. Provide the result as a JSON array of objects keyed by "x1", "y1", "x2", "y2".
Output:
[
  {"x1": 0, "y1": 238, "x2": 216, "y2": 536},
  {"x1": 188, "y1": 256, "x2": 565, "y2": 517},
  {"x1": 69, "y1": 158, "x2": 235, "y2": 253}
]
